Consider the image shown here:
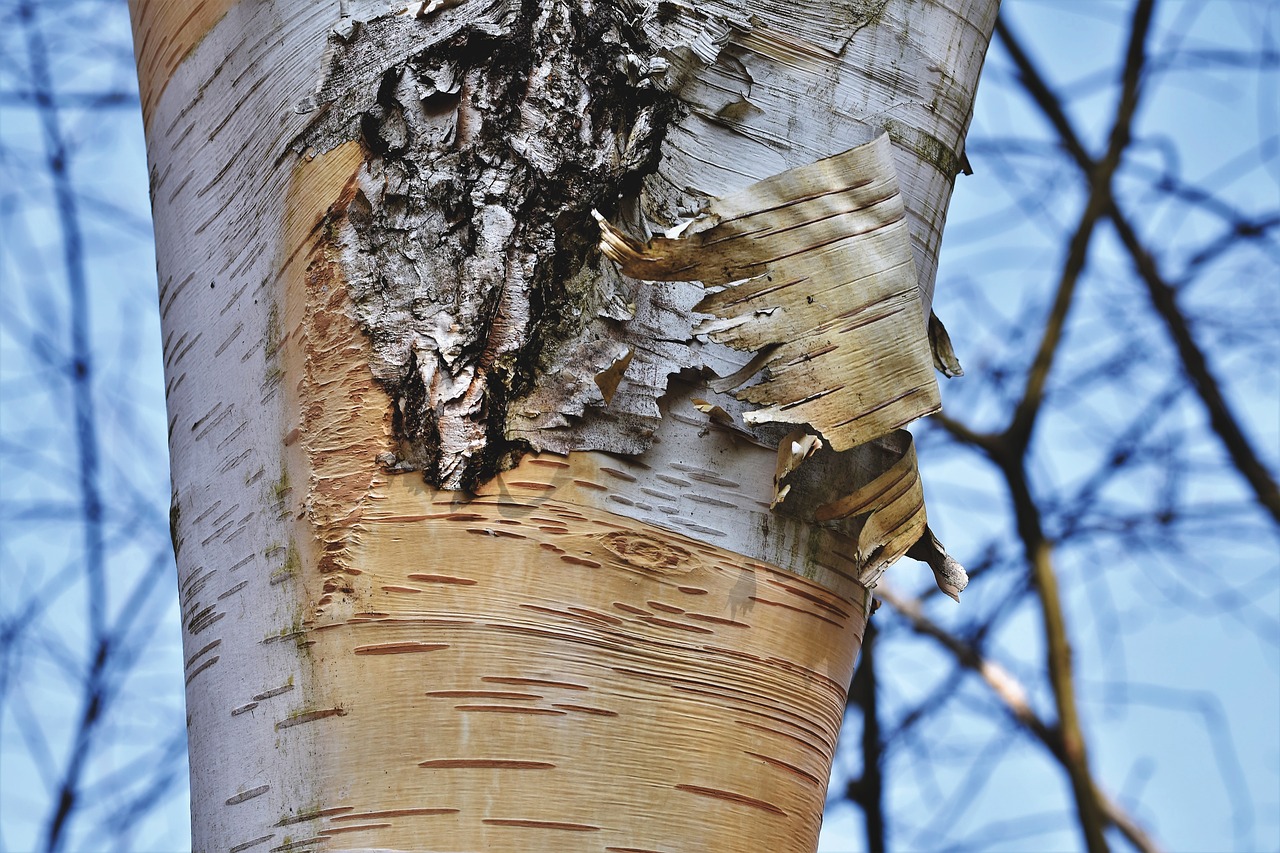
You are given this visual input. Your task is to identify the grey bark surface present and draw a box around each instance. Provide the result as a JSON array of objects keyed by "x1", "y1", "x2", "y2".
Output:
[
  {"x1": 294, "y1": 0, "x2": 996, "y2": 500},
  {"x1": 297, "y1": 0, "x2": 687, "y2": 490}
]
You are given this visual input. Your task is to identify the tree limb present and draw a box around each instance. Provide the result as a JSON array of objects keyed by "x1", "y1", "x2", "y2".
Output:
[
  {"x1": 982, "y1": 6, "x2": 1160, "y2": 845},
  {"x1": 995, "y1": 7, "x2": 1280, "y2": 526},
  {"x1": 1003, "y1": 0, "x2": 1155, "y2": 456},
  {"x1": 19, "y1": 3, "x2": 112, "y2": 849},
  {"x1": 846, "y1": 621, "x2": 886, "y2": 853},
  {"x1": 876, "y1": 585, "x2": 1165, "y2": 853}
]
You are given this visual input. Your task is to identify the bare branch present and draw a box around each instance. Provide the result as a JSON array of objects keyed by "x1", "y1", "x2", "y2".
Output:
[
  {"x1": 979, "y1": 5, "x2": 1162, "y2": 849},
  {"x1": 1002, "y1": 0, "x2": 1156, "y2": 458},
  {"x1": 877, "y1": 585, "x2": 1165, "y2": 853},
  {"x1": 996, "y1": 8, "x2": 1280, "y2": 526},
  {"x1": 846, "y1": 621, "x2": 886, "y2": 853}
]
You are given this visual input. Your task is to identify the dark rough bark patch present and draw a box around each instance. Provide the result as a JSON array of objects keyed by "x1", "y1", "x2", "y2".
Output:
[{"x1": 293, "y1": 0, "x2": 679, "y2": 490}]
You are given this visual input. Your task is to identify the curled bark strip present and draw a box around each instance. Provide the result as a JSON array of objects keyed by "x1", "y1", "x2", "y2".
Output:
[
  {"x1": 596, "y1": 135, "x2": 940, "y2": 453},
  {"x1": 772, "y1": 430, "x2": 967, "y2": 597},
  {"x1": 597, "y1": 136, "x2": 964, "y2": 597}
]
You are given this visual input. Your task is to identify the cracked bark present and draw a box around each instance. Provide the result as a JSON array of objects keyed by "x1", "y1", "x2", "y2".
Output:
[{"x1": 130, "y1": 0, "x2": 997, "y2": 849}]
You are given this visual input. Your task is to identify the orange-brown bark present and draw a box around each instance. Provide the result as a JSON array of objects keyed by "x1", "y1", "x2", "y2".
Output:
[{"x1": 268, "y1": 142, "x2": 866, "y2": 851}]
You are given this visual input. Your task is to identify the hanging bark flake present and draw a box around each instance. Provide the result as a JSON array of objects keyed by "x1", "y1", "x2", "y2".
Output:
[
  {"x1": 596, "y1": 136, "x2": 940, "y2": 452},
  {"x1": 593, "y1": 136, "x2": 966, "y2": 598},
  {"x1": 289, "y1": 0, "x2": 980, "y2": 598}
]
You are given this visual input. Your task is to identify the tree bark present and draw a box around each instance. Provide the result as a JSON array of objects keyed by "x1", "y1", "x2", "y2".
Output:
[{"x1": 129, "y1": 0, "x2": 996, "y2": 850}]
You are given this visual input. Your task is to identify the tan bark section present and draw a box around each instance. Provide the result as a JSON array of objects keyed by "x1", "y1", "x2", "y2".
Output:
[
  {"x1": 279, "y1": 139, "x2": 391, "y2": 629},
  {"x1": 300, "y1": 474, "x2": 865, "y2": 852},
  {"x1": 129, "y1": 0, "x2": 236, "y2": 128},
  {"x1": 276, "y1": 143, "x2": 866, "y2": 852}
]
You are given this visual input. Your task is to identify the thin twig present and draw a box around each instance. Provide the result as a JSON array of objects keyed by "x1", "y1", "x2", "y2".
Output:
[
  {"x1": 1111, "y1": 214, "x2": 1280, "y2": 524},
  {"x1": 996, "y1": 8, "x2": 1280, "y2": 526},
  {"x1": 19, "y1": 3, "x2": 111, "y2": 850},
  {"x1": 877, "y1": 585, "x2": 1165, "y2": 853}
]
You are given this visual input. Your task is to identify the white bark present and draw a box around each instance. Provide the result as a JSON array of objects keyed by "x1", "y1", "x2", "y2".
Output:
[{"x1": 132, "y1": 0, "x2": 996, "y2": 848}]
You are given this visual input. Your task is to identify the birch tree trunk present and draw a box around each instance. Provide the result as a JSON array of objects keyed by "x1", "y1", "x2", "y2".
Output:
[{"x1": 130, "y1": 0, "x2": 996, "y2": 850}]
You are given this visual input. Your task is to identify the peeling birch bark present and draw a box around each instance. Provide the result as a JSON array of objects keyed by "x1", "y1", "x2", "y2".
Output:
[
  {"x1": 596, "y1": 135, "x2": 939, "y2": 450},
  {"x1": 131, "y1": 0, "x2": 996, "y2": 848},
  {"x1": 596, "y1": 136, "x2": 967, "y2": 597}
]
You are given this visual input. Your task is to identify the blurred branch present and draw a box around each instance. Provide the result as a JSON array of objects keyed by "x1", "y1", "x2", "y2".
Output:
[
  {"x1": 846, "y1": 621, "x2": 886, "y2": 853},
  {"x1": 0, "y1": 90, "x2": 139, "y2": 108},
  {"x1": 17, "y1": 2, "x2": 111, "y2": 849},
  {"x1": 996, "y1": 9, "x2": 1280, "y2": 526},
  {"x1": 1004, "y1": 462, "x2": 1109, "y2": 853},
  {"x1": 977, "y1": 5, "x2": 1161, "y2": 850},
  {"x1": 1117, "y1": 220, "x2": 1280, "y2": 522},
  {"x1": 877, "y1": 585, "x2": 1164, "y2": 853},
  {"x1": 1003, "y1": 0, "x2": 1154, "y2": 456}
]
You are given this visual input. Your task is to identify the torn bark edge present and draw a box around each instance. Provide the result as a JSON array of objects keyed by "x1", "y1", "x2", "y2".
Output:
[
  {"x1": 784, "y1": 431, "x2": 969, "y2": 602},
  {"x1": 772, "y1": 429, "x2": 823, "y2": 510},
  {"x1": 804, "y1": 429, "x2": 967, "y2": 601},
  {"x1": 595, "y1": 135, "x2": 968, "y2": 601},
  {"x1": 593, "y1": 135, "x2": 942, "y2": 453},
  {"x1": 929, "y1": 311, "x2": 964, "y2": 378},
  {"x1": 700, "y1": 389, "x2": 967, "y2": 601},
  {"x1": 907, "y1": 525, "x2": 968, "y2": 603}
]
